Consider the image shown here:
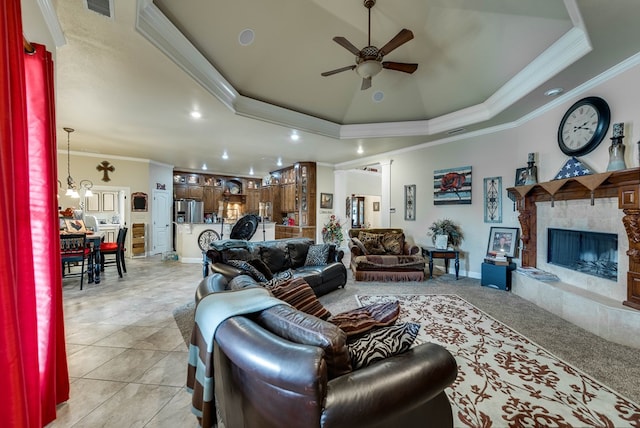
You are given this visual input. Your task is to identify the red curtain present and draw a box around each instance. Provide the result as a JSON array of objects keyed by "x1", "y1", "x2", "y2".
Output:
[{"x1": 1, "y1": 2, "x2": 69, "y2": 427}]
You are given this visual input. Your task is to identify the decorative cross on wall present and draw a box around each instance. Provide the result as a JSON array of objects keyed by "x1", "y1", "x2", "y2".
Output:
[{"x1": 97, "y1": 161, "x2": 115, "y2": 182}]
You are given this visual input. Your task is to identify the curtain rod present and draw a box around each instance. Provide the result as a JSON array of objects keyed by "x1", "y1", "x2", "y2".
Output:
[{"x1": 23, "y1": 36, "x2": 35, "y2": 54}]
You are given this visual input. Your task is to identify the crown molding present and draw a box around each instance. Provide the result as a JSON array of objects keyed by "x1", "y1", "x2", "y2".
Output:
[
  {"x1": 36, "y1": 0, "x2": 66, "y2": 47},
  {"x1": 135, "y1": 0, "x2": 591, "y2": 141}
]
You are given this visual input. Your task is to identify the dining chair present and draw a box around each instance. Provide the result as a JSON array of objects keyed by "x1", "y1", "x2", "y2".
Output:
[
  {"x1": 60, "y1": 233, "x2": 92, "y2": 290},
  {"x1": 100, "y1": 227, "x2": 128, "y2": 278}
]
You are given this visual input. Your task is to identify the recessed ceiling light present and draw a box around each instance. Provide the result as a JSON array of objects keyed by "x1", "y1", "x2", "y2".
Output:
[
  {"x1": 544, "y1": 87, "x2": 564, "y2": 97},
  {"x1": 290, "y1": 132, "x2": 299, "y2": 141},
  {"x1": 190, "y1": 110, "x2": 202, "y2": 119},
  {"x1": 357, "y1": 146, "x2": 364, "y2": 154},
  {"x1": 249, "y1": 167, "x2": 254, "y2": 176},
  {"x1": 276, "y1": 157, "x2": 283, "y2": 167},
  {"x1": 202, "y1": 164, "x2": 207, "y2": 170},
  {"x1": 238, "y1": 29, "x2": 255, "y2": 46},
  {"x1": 372, "y1": 91, "x2": 384, "y2": 102},
  {"x1": 222, "y1": 151, "x2": 229, "y2": 160}
]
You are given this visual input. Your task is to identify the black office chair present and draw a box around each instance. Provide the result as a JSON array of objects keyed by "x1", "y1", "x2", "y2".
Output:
[
  {"x1": 60, "y1": 233, "x2": 92, "y2": 290},
  {"x1": 100, "y1": 227, "x2": 128, "y2": 278}
]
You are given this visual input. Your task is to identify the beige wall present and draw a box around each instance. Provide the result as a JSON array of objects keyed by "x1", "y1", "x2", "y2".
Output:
[{"x1": 344, "y1": 60, "x2": 640, "y2": 286}]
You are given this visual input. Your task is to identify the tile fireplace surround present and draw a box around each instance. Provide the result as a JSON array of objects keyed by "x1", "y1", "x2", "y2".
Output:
[
  {"x1": 508, "y1": 169, "x2": 640, "y2": 349},
  {"x1": 513, "y1": 198, "x2": 639, "y2": 348}
]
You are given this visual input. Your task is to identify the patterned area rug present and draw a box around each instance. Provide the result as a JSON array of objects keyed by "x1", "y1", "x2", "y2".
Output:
[{"x1": 357, "y1": 294, "x2": 640, "y2": 428}]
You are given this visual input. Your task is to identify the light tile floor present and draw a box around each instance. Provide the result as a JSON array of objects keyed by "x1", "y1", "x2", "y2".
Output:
[{"x1": 48, "y1": 256, "x2": 202, "y2": 427}]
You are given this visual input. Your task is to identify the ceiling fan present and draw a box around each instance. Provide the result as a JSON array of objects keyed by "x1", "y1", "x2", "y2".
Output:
[{"x1": 321, "y1": 0, "x2": 418, "y2": 90}]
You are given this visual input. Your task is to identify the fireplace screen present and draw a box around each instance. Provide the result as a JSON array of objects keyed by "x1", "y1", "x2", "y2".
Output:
[{"x1": 547, "y1": 228, "x2": 618, "y2": 280}]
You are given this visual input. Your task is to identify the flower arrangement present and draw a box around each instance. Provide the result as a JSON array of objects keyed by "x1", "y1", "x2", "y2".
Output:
[
  {"x1": 428, "y1": 218, "x2": 464, "y2": 248},
  {"x1": 322, "y1": 215, "x2": 344, "y2": 245}
]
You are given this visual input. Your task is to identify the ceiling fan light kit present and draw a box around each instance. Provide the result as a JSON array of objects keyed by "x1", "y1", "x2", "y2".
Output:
[
  {"x1": 321, "y1": 0, "x2": 417, "y2": 90},
  {"x1": 356, "y1": 60, "x2": 382, "y2": 79}
]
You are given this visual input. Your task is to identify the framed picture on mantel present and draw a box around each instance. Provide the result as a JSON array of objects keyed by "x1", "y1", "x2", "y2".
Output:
[{"x1": 486, "y1": 227, "x2": 519, "y2": 258}]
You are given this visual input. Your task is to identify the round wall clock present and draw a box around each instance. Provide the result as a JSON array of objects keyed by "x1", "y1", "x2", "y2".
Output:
[
  {"x1": 557, "y1": 96, "x2": 610, "y2": 156},
  {"x1": 198, "y1": 229, "x2": 221, "y2": 251}
]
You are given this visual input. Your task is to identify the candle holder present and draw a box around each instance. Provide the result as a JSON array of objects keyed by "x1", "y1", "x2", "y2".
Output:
[{"x1": 524, "y1": 153, "x2": 538, "y2": 185}]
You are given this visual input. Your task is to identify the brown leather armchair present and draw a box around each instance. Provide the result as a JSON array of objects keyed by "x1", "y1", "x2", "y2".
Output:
[{"x1": 192, "y1": 274, "x2": 458, "y2": 428}]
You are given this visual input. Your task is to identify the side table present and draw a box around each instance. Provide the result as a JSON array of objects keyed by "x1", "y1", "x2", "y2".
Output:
[{"x1": 421, "y1": 246, "x2": 459, "y2": 280}]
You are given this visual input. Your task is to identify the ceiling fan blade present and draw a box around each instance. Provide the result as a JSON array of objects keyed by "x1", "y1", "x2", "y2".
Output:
[
  {"x1": 321, "y1": 65, "x2": 356, "y2": 77},
  {"x1": 382, "y1": 62, "x2": 418, "y2": 74},
  {"x1": 379, "y1": 29, "x2": 414, "y2": 56},
  {"x1": 361, "y1": 77, "x2": 372, "y2": 90},
  {"x1": 333, "y1": 37, "x2": 362, "y2": 56}
]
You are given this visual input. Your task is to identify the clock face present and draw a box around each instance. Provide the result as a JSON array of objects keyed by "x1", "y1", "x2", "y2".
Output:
[
  {"x1": 557, "y1": 97, "x2": 610, "y2": 156},
  {"x1": 198, "y1": 229, "x2": 220, "y2": 251}
]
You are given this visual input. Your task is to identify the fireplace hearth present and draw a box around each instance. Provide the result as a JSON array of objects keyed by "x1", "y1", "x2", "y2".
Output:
[{"x1": 547, "y1": 228, "x2": 617, "y2": 280}]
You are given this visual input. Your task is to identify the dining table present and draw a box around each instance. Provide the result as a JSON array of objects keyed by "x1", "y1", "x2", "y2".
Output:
[{"x1": 85, "y1": 231, "x2": 104, "y2": 284}]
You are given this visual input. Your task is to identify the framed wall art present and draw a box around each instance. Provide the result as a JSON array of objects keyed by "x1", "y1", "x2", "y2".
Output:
[
  {"x1": 483, "y1": 177, "x2": 502, "y2": 223},
  {"x1": 433, "y1": 166, "x2": 472, "y2": 205},
  {"x1": 132, "y1": 192, "x2": 148, "y2": 212},
  {"x1": 404, "y1": 184, "x2": 416, "y2": 220},
  {"x1": 320, "y1": 192, "x2": 333, "y2": 209},
  {"x1": 486, "y1": 227, "x2": 520, "y2": 258}
]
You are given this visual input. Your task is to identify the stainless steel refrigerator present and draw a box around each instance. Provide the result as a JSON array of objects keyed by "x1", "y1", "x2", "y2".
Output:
[{"x1": 174, "y1": 199, "x2": 204, "y2": 223}]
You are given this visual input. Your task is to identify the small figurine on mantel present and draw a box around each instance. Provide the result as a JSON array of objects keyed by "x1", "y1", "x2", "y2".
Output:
[
  {"x1": 606, "y1": 122, "x2": 627, "y2": 171},
  {"x1": 523, "y1": 152, "x2": 538, "y2": 185}
]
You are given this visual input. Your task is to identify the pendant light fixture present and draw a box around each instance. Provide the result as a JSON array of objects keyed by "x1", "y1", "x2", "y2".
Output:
[{"x1": 63, "y1": 127, "x2": 79, "y2": 198}]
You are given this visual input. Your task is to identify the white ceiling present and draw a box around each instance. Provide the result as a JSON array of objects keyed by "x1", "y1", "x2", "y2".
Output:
[{"x1": 23, "y1": 0, "x2": 640, "y2": 176}]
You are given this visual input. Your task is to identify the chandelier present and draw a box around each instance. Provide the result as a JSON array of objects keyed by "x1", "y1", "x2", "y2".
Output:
[{"x1": 63, "y1": 127, "x2": 93, "y2": 199}]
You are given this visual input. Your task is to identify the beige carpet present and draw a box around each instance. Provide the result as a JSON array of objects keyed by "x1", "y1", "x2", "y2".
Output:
[{"x1": 359, "y1": 294, "x2": 640, "y2": 428}]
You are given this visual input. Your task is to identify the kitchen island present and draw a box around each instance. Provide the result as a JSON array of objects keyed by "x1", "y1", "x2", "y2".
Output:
[{"x1": 174, "y1": 221, "x2": 275, "y2": 263}]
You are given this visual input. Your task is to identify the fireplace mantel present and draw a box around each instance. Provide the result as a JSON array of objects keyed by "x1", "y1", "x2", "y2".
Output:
[{"x1": 507, "y1": 167, "x2": 640, "y2": 310}]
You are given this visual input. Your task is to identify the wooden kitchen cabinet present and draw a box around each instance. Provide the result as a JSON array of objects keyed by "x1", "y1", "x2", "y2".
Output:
[
  {"x1": 281, "y1": 183, "x2": 296, "y2": 212},
  {"x1": 246, "y1": 188, "x2": 260, "y2": 214}
]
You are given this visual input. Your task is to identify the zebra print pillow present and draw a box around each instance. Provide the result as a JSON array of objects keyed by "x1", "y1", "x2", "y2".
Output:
[{"x1": 347, "y1": 322, "x2": 420, "y2": 369}]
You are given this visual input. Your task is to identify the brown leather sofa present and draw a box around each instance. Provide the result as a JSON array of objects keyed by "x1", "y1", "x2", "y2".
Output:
[
  {"x1": 190, "y1": 274, "x2": 458, "y2": 428},
  {"x1": 204, "y1": 238, "x2": 347, "y2": 297},
  {"x1": 348, "y1": 228, "x2": 426, "y2": 281}
]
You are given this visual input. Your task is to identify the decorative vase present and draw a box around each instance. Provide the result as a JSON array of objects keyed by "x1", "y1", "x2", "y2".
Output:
[
  {"x1": 606, "y1": 137, "x2": 627, "y2": 171},
  {"x1": 435, "y1": 234, "x2": 448, "y2": 250}
]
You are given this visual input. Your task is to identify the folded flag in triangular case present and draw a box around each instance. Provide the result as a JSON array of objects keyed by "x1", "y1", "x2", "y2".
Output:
[{"x1": 553, "y1": 156, "x2": 595, "y2": 180}]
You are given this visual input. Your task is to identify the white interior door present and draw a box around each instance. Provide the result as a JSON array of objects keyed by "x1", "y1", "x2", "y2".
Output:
[{"x1": 152, "y1": 189, "x2": 171, "y2": 255}]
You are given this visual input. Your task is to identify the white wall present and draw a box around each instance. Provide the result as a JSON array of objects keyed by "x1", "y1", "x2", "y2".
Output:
[{"x1": 337, "y1": 59, "x2": 640, "y2": 283}]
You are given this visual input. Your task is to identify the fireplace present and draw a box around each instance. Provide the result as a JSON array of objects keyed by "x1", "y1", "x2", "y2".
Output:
[{"x1": 547, "y1": 228, "x2": 618, "y2": 281}]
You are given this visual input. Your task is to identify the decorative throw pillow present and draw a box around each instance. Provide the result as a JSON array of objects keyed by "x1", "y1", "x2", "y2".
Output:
[
  {"x1": 363, "y1": 240, "x2": 386, "y2": 255},
  {"x1": 329, "y1": 301, "x2": 400, "y2": 337},
  {"x1": 358, "y1": 231, "x2": 383, "y2": 244},
  {"x1": 267, "y1": 277, "x2": 332, "y2": 320},
  {"x1": 382, "y1": 232, "x2": 405, "y2": 255},
  {"x1": 351, "y1": 237, "x2": 368, "y2": 255},
  {"x1": 262, "y1": 269, "x2": 293, "y2": 287},
  {"x1": 304, "y1": 244, "x2": 330, "y2": 266},
  {"x1": 225, "y1": 259, "x2": 268, "y2": 282},
  {"x1": 348, "y1": 323, "x2": 420, "y2": 370},
  {"x1": 248, "y1": 258, "x2": 273, "y2": 280}
]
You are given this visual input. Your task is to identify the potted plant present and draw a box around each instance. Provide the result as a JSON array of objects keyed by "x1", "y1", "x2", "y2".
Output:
[
  {"x1": 322, "y1": 215, "x2": 344, "y2": 246},
  {"x1": 428, "y1": 219, "x2": 464, "y2": 249}
]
